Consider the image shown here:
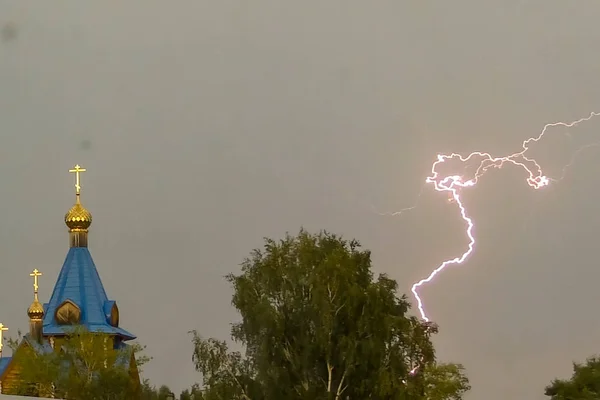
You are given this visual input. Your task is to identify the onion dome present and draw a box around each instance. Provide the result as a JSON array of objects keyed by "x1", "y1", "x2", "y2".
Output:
[
  {"x1": 65, "y1": 195, "x2": 92, "y2": 231},
  {"x1": 27, "y1": 297, "x2": 45, "y2": 319}
]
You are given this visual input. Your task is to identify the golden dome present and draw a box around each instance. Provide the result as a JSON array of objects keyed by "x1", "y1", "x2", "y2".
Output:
[
  {"x1": 27, "y1": 298, "x2": 45, "y2": 319},
  {"x1": 65, "y1": 195, "x2": 92, "y2": 230}
]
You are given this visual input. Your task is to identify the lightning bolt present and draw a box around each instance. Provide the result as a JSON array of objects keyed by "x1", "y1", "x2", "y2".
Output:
[{"x1": 407, "y1": 111, "x2": 600, "y2": 322}]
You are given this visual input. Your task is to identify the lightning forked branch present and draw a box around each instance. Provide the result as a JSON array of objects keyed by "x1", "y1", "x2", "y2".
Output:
[{"x1": 409, "y1": 111, "x2": 600, "y2": 322}]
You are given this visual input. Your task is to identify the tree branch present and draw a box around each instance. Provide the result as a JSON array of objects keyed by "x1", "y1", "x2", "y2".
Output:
[
  {"x1": 335, "y1": 369, "x2": 348, "y2": 400},
  {"x1": 223, "y1": 359, "x2": 252, "y2": 400},
  {"x1": 327, "y1": 362, "x2": 334, "y2": 393}
]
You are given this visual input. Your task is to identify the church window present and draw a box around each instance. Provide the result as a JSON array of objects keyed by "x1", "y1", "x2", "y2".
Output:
[
  {"x1": 55, "y1": 300, "x2": 81, "y2": 325},
  {"x1": 110, "y1": 303, "x2": 119, "y2": 327}
]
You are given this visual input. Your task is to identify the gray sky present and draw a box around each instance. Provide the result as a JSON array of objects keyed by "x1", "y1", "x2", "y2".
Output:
[{"x1": 1, "y1": 1, "x2": 600, "y2": 398}]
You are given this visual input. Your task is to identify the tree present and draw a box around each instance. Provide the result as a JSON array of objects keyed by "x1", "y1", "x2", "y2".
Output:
[
  {"x1": 156, "y1": 385, "x2": 176, "y2": 400},
  {"x1": 190, "y1": 335, "x2": 262, "y2": 400},
  {"x1": 545, "y1": 356, "x2": 600, "y2": 399},
  {"x1": 141, "y1": 379, "x2": 160, "y2": 400},
  {"x1": 140, "y1": 380, "x2": 178, "y2": 400},
  {"x1": 423, "y1": 363, "x2": 471, "y2": 400},
  {"x1": 191, "y1": 229, "x2": 470, "y2": 399},
  {"x1": 180, "y1": 384, "x2": 203, "y2": 400},
  {"x1": 6, "y1": 326, "x2": 148, "y2": 399}
]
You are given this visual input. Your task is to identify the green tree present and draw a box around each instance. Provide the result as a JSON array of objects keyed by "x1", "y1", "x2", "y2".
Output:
[
  {"x1": 140, "y1": 381, "x2": 178, "y2": 400},
  {"x1": 141, "y1": 379, "x2": 160, "y2": 400},
  {"x1": 6, "y1": 326, "x2": 149, "y2": 399},
  {"x1": 423, "y1": 363, "x2": 471, "y2": 400},
  {"x1": 191, "y1": 229, "x2": 470, "y2": 399},
  {"x1": 157, "y1": 384, "x2": 176, "y2": 400},
  {"x1": 545, "y1": 356, "x2": 600, "y2": 399},
  {"x1": 191, "y1": 335, "x2": 262, "y2": 400},
  {"x1": 180, "y1": 383, "x2": 203, "y2": 400}
]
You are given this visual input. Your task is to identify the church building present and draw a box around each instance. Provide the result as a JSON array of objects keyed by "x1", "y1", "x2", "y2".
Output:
[{"x1": 0, "y1": 165, "x2": 140, "y2": 396}]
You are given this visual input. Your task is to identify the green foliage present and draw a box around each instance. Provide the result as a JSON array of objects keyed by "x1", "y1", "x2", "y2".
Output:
[
  {"x1": 180, "y1": 383, "x2": 203, "y2": 400},
  {"x1": 190, "y1": 334, "x2": 262, "y2": 400},
  {"x1": 140, "y1": 380, "x2": 181, "y2": 400},
  {"x1": 141, "y1": 379, "x2": 160, "y2": 400},
  {"x1": 423, "y1": 363, "x2": 471, "y2": 400},
  {"x1": 191, "y1": 229, "x2": 470, "y2": 399},
  {"x1": 157, "y1": 385, "x2": 176, "y2": 400},
  {"x1": 132, "y1": 342, "x2": 153, "y2": 373},
  {"x1": 545, "y1": 356, "x2": 600, "y2": 399},
  {"x1": 6, "y1": 326, "x2": 142, "y2": 399}
]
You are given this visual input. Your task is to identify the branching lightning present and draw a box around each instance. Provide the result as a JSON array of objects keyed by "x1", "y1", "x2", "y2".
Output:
[{"x1": 403, "y1": 111, "x2": 600, "y2": 322}]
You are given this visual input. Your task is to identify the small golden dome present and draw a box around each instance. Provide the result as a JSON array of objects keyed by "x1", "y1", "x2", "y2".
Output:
[
  {"x1": 65, "y1": 195, "x2": 92, "y2": 230},
  {"x1": 27, "y1": 298, "x2": 45, "y2": 319}
]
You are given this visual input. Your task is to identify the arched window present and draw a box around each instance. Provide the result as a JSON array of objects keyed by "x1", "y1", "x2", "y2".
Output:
[
  {"x1": 55, "y1": 300, "x2": 81, "y2": 325},
  {"x1": 110, "y1": 303, "x2": 119, "y2": 327}
]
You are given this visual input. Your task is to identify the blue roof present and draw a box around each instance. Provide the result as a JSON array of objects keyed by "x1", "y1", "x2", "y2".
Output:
[
  {"x1": 42, "y1": 247, "x2": 135, "y2": 340},
  {"x1": 0, "y1": 357, "x2": 11, "y2": 376}
]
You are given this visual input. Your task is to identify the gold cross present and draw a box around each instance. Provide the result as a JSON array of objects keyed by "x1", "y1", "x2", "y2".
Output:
[
  {"x1": 30, "y1": 269, "x2": 42, "y2": 294},
  {"x1": 69, "y1": 164, "x2": 87, "y2": 195},
  {"x1": 0, "y1": 323, "x2": 8, "y2": 353}
]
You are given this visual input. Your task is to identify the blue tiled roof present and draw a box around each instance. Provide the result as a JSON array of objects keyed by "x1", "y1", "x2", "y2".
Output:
[
  {"x1": 0, "y1": 357, "x2": 11, "y2": 376},
  {"x1": 42, "y1": 247, "x2": 135, "y2": 340}
]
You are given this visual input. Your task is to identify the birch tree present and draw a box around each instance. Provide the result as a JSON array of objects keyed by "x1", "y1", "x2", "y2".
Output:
[
  {"x1": 7, "y1": 326, "x2": 147, "y2": 399},
  {"x1": 192, "y1": 229, "x2": 470, "y2": 399}
]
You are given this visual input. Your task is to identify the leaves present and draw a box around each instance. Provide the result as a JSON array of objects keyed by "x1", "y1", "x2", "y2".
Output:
[
  {"x1": 192, "y1": 229, "x2": 471, "y2": 400},
  {"x1": 7, "y1": 326, "x2": 142, "y2": 400},
  {"x1": 545, "y1": 356, "x2": 600, "y2": 399},
  {"x1": 180, "y1": 383, "x2": 203, "y2": 400},
  {"x1": 190, "y1": 332, "x2": 259, "y2": 400},
  {"x1": 423, "y1": 363, "x2": 471, "y2": 400},
  {"x1": 131, "y1": 341, "x2": 153, "y2": 373},
  {"x1": 140, "y1": 380, "x2": 179, "y2": 400}
]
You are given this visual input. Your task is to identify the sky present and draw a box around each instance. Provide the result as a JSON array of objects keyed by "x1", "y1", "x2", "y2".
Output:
[{"x1": 1, "y1": 1, "x2": 600, "y2": 398}]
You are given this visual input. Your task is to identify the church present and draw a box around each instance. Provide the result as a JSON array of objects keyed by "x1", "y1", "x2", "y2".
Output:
[{"x1": 0, "y1": 165, "x2": 141, "y2": 397}]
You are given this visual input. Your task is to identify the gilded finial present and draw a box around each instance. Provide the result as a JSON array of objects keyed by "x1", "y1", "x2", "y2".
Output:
[
  {"x1": 65, "y1": 164, "x2": 92, "y2": 232},
  {"x1": 69, "y1": 164, "x2": 86, "y2": 196},
  {"x1": 0, "y1": 323, "x2": 8, "y2": 355},
  {"x1": 30, "y1": 268, "x2": 42, "y2": 294},
  {"x1": 27, "y1": 269, "x2": 44, "y2": 320}
]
